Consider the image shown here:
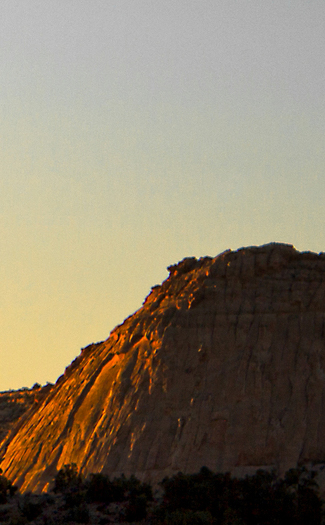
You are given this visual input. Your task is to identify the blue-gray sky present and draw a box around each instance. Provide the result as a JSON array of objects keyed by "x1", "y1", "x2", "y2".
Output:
[{"x1": 1, "y1": 1, "x2": 325, "y2": 390}]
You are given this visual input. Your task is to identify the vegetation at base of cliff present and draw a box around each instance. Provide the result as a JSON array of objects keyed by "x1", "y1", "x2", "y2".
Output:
[
  {"x1": 0, "y1": 468, "x2": 17, "y2": 504},
  {"x1": 154, "y1": 466, "x2": 323, "y2": 525},
  {"x1": 0, "y1": 465, "x2": 325, "y2": 524}
]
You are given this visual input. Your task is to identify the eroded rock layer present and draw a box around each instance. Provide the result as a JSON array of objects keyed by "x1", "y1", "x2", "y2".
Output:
[
  {"x1": 2, "y1": 243, "x2": 325, "y2": 492},
  {"x1": 0, "y1": 386, "x2": 50, "y2": 444}
]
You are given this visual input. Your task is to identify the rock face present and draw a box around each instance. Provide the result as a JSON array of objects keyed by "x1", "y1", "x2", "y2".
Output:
[
  {"x1": 0, "y1": 385, "x2": 52, "y2": 444},
  {"x1": 2, "y1": 242, "x2": 325, "y2": 493}
]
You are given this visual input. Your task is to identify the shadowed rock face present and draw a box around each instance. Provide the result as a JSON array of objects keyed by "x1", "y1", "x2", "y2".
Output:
[{"x1": 2, "y1": 242, "x2": 325, "y2": 493}]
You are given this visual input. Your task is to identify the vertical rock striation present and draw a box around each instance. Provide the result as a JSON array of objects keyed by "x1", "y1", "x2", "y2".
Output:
[{"x1": 2, "y1": 242, "x2": 325, "y2": 492}]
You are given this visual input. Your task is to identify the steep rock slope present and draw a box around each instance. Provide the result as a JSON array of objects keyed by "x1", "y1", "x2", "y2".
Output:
[
  {"x1": 2, "y1": 243, "x2": 325, "y2": 493},
  {"x1": 0, "y1": 386, "x2": 50, "y2": 444}
]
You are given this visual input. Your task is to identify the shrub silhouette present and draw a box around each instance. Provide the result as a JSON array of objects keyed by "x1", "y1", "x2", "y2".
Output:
[
  {"x1": 53, "y1": 463, "x2": 83, "y2": 494},
  {"x1": 159, "y1": 467, "x2": 236, "y2": 521},
  {"x1": 280, "y1": 467, "x2": 323, "y2": 525},
  {"x1": 53, "y1": 463, "x2": 87, "y2": 510},
  {"x1": 86, "y1": 471, "x2": 152, "y2": 502},
  {"x1": 108, "y1": 473, "x2": 129, "y2": 502},
  {"x1": 0, "y1": 468, "x2": 18, "y2": 504},
  {"x1": 123, "y1": 493, "x2": 149, "y2": 522},
  {"x1": 121, "y1": 473, "x2": 152, "y2": 500},
  {"x1": 19, "y1": 493, "x2": 43, "y2": 521},
  {"x1": 123, "y1": 476, "x2": 153, "y2": 522},
  {"x1": 85, "y1": 472, "x2": 152, "y2": 520},
  {"x1": 156, "y1": 466, "x2": 324, "y2": 525},
  {"x1": 3, "y1": 463, "x2": 322, "y2": 524},
  {"x1": 86, "y1": 473, "x2": 115, "y2": 504}
]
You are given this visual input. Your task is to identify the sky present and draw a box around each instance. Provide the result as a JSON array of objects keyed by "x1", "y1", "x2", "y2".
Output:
[{"x1": 1, "y1": 0, "x2": 325, "y2": 391}]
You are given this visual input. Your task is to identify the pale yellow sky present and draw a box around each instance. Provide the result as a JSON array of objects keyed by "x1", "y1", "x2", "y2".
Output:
[{"x1": 1, "y1": 0, "x2": 325, "y2": 390}]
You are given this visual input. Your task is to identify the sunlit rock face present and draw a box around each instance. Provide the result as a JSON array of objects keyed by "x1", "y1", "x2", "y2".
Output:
[
  {"x1": 2, "y1": 242, "x2": 325, "y2": 493},
  {"x1": 0, "y1": 387, "x2": 46, "y2": 444}
]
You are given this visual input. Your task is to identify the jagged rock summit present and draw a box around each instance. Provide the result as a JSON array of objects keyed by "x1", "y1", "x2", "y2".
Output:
[{"x1": 2, "y1": 242, "x2": 325, "y2": 493}]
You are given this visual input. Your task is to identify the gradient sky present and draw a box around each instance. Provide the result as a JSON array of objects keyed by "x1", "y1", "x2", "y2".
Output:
[{"x1": 1, "y1": 0, "x2": 325, "y2": 391}]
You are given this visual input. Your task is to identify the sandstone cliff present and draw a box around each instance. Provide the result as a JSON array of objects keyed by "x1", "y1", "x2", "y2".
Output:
[
  {"x1": 2, "y1": 243, "x2": 325, "y2": 493},
  {"x1": 0, "y1": 385, "x2": 52, "y2": 445}
]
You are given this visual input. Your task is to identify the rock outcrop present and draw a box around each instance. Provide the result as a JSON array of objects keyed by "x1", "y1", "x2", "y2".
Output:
[
  {"x1": 0, "y1": 385, "x2": 52, "y2": 444},
  {"x1": 2, "y1": 242, "x2": 325, "y2": 493}
]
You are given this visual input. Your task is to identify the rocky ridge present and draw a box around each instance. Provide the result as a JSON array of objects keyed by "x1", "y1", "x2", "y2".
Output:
[
  {"x1": 0, "y1": 385, "x2": 52, "y2": 445},
  {"x1": 2, "y1": 242, "x2": 325, "y2": 493}
]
